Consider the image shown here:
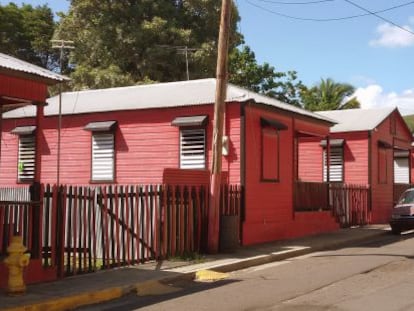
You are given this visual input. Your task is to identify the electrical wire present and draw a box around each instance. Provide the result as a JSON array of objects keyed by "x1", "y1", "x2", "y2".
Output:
[
  {"x1": 245, "y1": 0, "x2": 414, "y2": 22},
  {"x1": 343, "y1": 0, "x2": 414, "y2": 36}
]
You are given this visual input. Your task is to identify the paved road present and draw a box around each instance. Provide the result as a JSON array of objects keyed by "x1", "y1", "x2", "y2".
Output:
[{"x1": 78, "y1": 232, "x2": 414, "y2": 311}]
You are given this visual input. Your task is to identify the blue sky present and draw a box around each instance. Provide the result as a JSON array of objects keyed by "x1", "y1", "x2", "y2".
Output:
[{"x1": 2, "y1": 0, "x2": 414, "y2": 114}]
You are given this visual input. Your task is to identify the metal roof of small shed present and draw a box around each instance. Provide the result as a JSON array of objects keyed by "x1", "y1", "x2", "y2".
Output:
[
  {"x1": 0, "y1": 53, "x2": 68, "y2": 84},
  {"x1": 3, "y1": 78, "x2": 334, "y2": 124},
  {"x1": 317, "y1": 106, "x2": 397, "y2": 133}
]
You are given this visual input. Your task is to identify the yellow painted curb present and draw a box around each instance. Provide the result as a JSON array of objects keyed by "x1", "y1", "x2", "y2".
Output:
[
  {"x1": 3, "y1": 286, "x2": 134, "y2": 311},
  {"x1": 194, "y1": 270, "x2": 229, "y2": 282},
  {"x1": 135, "y1": 280, "x2": 180, "y2": 296}
]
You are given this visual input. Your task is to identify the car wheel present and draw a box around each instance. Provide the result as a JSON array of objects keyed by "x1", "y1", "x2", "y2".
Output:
[{"x1": 391, "y1": 226, "x2": 401, "y2": 235}]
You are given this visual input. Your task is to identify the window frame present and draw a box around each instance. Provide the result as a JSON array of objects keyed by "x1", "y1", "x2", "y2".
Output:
[
  {"x1": 260, "y1": 126, "x2": 280, "y2": 183},
  {"x1": 17, "y1": 133, "x2": 36, "y2": 183},
  {"x1": 323, "y1": 146, "x2": 344, "y2": 183},
  {"x1": 378, "y1": 147, "x2": 388, "y2": 184},
  {"x1": 90, "y1": 131, "x2": 116, "y2": 183},
  {"x1": 179, "y1": 127, "x2": 207, "y2": 170}
]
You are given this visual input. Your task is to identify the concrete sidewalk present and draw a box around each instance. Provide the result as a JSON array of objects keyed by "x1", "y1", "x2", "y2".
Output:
[{"x1": 1, "y1": 225, "x2": 390, "y2": 311}]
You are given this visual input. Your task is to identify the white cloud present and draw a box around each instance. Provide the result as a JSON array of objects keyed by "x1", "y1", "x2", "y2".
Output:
[
  {"x1": 353, "y1": 85, "x2": 414, "y2": 115},
  {"x1": 369, "y1": 23, "x2": 414, "y2": 48}
]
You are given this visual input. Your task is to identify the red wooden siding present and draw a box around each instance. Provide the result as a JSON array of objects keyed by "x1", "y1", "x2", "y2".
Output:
[
  {"x1": 243, "y1": 104, "x2": 334, "y2": 245},
  {"x1": 370, "y1": 120, "x2": 394, "y2": 223},
  {"x1": 0, "y1": 119, "x2": 36, "y2": 185},
  {"x1": 370, "y1": 111, "x2": 412, "y2": 223},
  {"x1": 298, "y1": 137, "x2": 323, "y2": 182},
  {"x1": 0, "y1": 74, "x2": 47, "y2": 102},
  {"x1": 262, "y1": 128, "x2": 279, "y2": 180},
  {"x1": 0, "y1": 103, "x2": 241, "y2": 186},
  {"x1": 298, "y1": 132, "x2": 369, "y2": 185},
  {"x1": 332, "y1": 132, "x2": 369, "y2": 185}
]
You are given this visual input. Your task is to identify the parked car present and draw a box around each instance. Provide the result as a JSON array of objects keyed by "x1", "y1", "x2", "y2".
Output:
[{"x1": 390, "y1": 188, "x2": 414, "y2": 234}]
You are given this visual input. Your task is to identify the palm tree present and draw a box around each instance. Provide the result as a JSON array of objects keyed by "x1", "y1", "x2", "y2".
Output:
[{"x1": 300, "y1": 78, "x2": 360, "y2": 111}]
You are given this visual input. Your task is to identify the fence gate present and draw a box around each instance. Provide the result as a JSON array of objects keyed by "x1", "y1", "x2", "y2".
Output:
[{"x1": 47, "y1": 184, "x2": 211, "y2": 277}]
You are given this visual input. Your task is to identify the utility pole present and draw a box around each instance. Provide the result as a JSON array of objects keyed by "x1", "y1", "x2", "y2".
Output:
[
  {"x1": 208, "y1": 0, "x2": 232, "y2": 253},
  {"x1": 155, "y1": 45, "x2": 198, "y2": 80},
  {"x1": 51, "y1": 39, "x2": 74, "y2": 186}
]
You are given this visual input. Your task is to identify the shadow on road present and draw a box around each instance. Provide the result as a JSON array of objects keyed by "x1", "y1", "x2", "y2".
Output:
[{"x1": 76, "y1": 278, "x2": 241, "y2": 311}]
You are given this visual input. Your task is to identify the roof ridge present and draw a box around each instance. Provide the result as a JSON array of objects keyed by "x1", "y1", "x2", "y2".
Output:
[{"x1": 58, "y1": 78, "x2": 216, "y2": 97}]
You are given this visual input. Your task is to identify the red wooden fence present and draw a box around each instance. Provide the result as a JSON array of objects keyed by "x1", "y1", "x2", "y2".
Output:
[
  {"x1": 1, "y1": 183, "x2": 242, "y2": 282},
  {"x1": 330, "y1": 183, "x2": 371, "y2": 227},
  {"x1": 294, "y1": 182, "x2": 371, "y2": 227}
]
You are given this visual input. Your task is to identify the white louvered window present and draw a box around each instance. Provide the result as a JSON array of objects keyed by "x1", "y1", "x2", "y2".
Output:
[
  {"x1": 323, "y1": 147, "x2": 343, "y2": 182},
  {"x1": 92, "y1": 133, "x2": 114, "y2": 181},
  {"x1": 180, "y1": 129, "x2": 206, "y2": 169},
  {"x1": 18, "y1": 135, "x2": 36, "y2": 181},
  {"x1": 394, "y1": 157, "x2": 409, "y2": 184}
]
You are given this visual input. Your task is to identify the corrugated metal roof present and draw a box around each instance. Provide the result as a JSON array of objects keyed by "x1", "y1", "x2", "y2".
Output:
[
  {"x1": 0, "y1": 52, "x2": 68, "y2": 83},
  {"x1": 317, "y1": 106, "x2": 397, "y2": 133},
  {"x1": 3, "y1": 78, "x2": 334, "y2": 124}
]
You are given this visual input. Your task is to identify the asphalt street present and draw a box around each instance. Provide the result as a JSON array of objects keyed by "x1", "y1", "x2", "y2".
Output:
[{"x1": 76, "y1": 232, "x2": 414, "y2": 311}]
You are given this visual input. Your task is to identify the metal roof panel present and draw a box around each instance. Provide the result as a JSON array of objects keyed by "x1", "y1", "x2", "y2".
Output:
[
  {"x1": 0, "y1": 53, "x2": 69, "y2": 83},
  {"x1": 4, "y1": 79, "x2": 334, "y2": 124}
]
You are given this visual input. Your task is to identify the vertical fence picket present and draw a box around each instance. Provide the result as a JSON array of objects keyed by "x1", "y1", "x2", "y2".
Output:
[
  {"x1": 144, "y1": 185, "x2": 151, "y2": 260},
  {"x1": 124, "y1": 186, "x2": 131, "y2": 265},
  {"x1": 1, "y1": 182, "x2": 242, "y2": 280},
  {"x1": 153, "y1": 185, "x2": 159, "y2": 259},
  {"x1": 162, "y1": 185, "x2": 168, "y2": 258},
  {"x1": 0, "y1": 203, "x2": 4, "y2": 254},
  {"x1": 138, "y1": 185, "x2": 142, "y2": 262},
  {"x1": 103, "y1": 186, "x2": 110, "y2": 269}
]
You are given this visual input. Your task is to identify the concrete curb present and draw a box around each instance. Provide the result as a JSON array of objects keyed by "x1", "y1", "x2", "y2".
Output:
[{"x1": 3, "y1": 229, "x2": 389, "y2": 311}]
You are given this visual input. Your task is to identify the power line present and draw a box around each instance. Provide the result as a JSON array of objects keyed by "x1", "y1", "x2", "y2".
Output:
[
  {"x1": 245, "y1": 0, "x2": 414, "y2": 22},
  {"x1": 343, "y1": 0, "x2": 414, "y2": 36}
]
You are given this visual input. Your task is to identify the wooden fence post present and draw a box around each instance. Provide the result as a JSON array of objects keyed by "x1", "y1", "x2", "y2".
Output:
[{"x1": 29, "y1": 181, "x2": 41, "y2": 259}]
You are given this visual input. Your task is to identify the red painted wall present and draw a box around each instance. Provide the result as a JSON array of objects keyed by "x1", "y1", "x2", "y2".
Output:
[
  {"x1": 298, "y1": 132, "x2": 369, "y2": 184},
  {"x1": 298, "y1": 137, "x2": 323, "y2": 182},
  {"x1": 370, "y1": 111, "x2": 412, "y2": 223},
  {"x1": 243, "y1": 104, "x2": 335, "y2": 245},
  {"x1": 1, "y1": 103, "x2": 241, "y2": 186},
  {"x1": 0, "y1": 74, "x2": 47, "y2": 102},
  {"x1": 333, "y1": 131, "x2": 369, "y2": 185}
]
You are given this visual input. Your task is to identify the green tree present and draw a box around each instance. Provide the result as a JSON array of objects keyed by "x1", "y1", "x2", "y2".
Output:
[
  {"x1": 300, "y1": 78, "x2": 360, "y2": 111},
  {"x1": 0, "y1": 3, "x2": 58, "y2": 69},
  {"x1": 229, "y1": 46, "x2": 303, "y2": 106},
  {"x1": 55, "y1": 0, "x2": 242, "y2": 90}
]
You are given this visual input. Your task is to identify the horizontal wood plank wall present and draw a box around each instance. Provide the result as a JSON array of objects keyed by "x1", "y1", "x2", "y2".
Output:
[
  {"x1": 243, "y1": 105, "x2": 334, "y2": 245},
  {"x1": 0, "y1": 103, "x2": 241, "y2": 186},
  {"x1": 297, "y1": 137, "x2": 323, "y2": 182},
  {"x1": 370, "y1": 111, "x2": 413, "y2": 223},
  {"x1": 371, "y1": 116, "x2": 395, "y2": 223},
  {"x1": 331, "y1": 131, "x2": 369, "y2": 185},
  {"x1": 0, "y1": 118, "x2": 35, "y2": 185},
  {"x1": 0, "y1": 74, "x2": 47, "y2": 102}
]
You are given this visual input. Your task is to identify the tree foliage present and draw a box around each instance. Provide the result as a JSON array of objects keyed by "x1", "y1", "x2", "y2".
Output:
[
  {"x1": 0, "y1": 3, "x2": 58, "y2": 69},
  {"x1": 229, "y1": 46, "x2": 303, "y2": 106},
  {"x1": 55, "y1": 0, "x2": 242, "y2": 90},
  {"x1": 300, "y1": 78, "x2": 360, "y2": 111}
]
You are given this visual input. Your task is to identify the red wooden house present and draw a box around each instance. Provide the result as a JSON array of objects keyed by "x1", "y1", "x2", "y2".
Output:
[
  {"x1": 299, "y1": 107, "x2": 413, "y2": 224},
  {"x1": 1, "y1": 79, "x2": 339, "y2": 245},
  {"x1": 0, "y1": 52, "x2": 68, "y2": 287},
  {"x1": 0, "y1": 53, "x2": 68, "y2": 182}
]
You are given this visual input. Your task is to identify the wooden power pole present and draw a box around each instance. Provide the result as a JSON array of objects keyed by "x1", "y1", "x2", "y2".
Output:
[{"x1": 208, "y1": 0, "x2": 232, "y2": 253}]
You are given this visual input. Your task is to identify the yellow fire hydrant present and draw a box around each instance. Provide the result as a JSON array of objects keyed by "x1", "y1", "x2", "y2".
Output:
[{"x1": 4, "y1": 236, "x2": 30, "y2": 296}]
